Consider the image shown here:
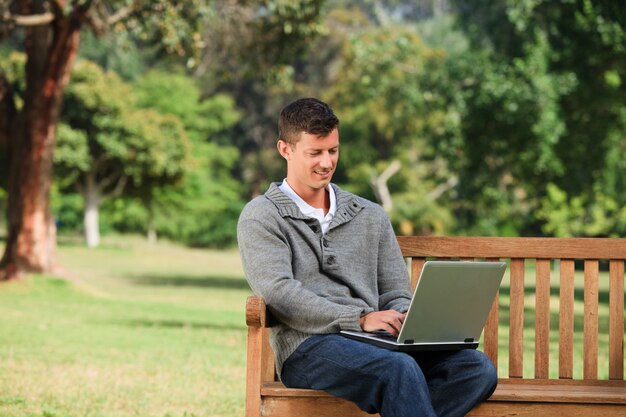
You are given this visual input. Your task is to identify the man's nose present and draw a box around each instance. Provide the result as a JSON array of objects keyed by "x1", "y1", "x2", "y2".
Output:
[{"x1": 319, "y1": 152, "x2": 332, "y2": 168}]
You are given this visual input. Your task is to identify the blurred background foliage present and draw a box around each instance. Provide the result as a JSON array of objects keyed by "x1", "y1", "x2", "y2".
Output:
[{"x1": 2, "y1": 0, "x2": 626, "y2": 247}]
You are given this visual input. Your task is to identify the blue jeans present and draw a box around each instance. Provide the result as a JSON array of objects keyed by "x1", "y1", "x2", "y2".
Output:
[{"x1": 281, "y1": 334, "x2": 497, "y2": 417}]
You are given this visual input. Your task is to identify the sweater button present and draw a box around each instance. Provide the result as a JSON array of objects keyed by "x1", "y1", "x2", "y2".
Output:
[
  {"x1": 323, "y1": 239, "x2": 329, "y2": 248},
  {"x1": 310, "y1": 225, "x2": 318, "y2": 232},
  {"x1": 327, "y1": 256, "x2": 336, "y2": 265}
]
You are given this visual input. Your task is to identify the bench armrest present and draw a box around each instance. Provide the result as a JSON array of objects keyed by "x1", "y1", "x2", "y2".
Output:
[{"x1": 246, "y1": 296, "x2": 270, "y2": 328}]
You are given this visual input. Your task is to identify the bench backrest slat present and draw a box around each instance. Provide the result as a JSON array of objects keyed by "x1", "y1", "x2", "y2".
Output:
[
  {"x1": 609, "y1": 260, "x2": 625, "y2": 380},
  {"x1": 509, "y1": 259, "x2": 525, "y2": 378},
  {"x1": 535, "y1": 259, "x2": 551, "y2": 379},
  {"x1": 559, "y1": 259, "x2": 576, "y2": 379},
  {"x1": 483, "y1": 284, "x2": 499, "y2": 369},
  {"x1": 585, "y1": 260, "x2": 600, "y2": 380},
  {"x1": 262, "y1": 328, "x2": 276, "y2": 382},
  {"x1": 410, "y1": 258, "x2": 426, "y2": 289}
]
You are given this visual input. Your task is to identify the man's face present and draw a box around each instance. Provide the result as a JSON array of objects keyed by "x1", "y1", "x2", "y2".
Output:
[{"x1": 278, "y1": 128, "x2": 339, "y2": 198}]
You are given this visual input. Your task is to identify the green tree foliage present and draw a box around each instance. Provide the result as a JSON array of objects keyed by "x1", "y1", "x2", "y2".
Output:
[
  {"x1": 321, "y1": 15, "x2": 460, "y2": 235},
  {"x1": 49, "y1": 64, "x2": 243, "y2": 247},
  {"x1": 197, "y1": 0, "x2": 331, "y2": 197},
  {"x1": 119, "y1": 141, "x2": 244, "y2": 247},
  {"x1": 94, "y1": 0, "x2": 212, "y2": 65},
  {"x1": 128, "y1": 70, "x2": 243, "y2": 246},
  {"x1": 448, "y1": 0, "x2": 626, "y2": 236},
  {"x1": 54, "y1": 59, "x2": 190, "y2": 247},
  {"x1": 134, "y1": 70, "x2": 240, "y2": 142},
  {"x1": 5, "y1": 0, "x2": 625, "y2": 250},
  {"x1": 1, "y1": 0, "x2": 330, "y2": 256},
  {"x1": 78, "y1": 31, "x2": 146, "y2": 80},
  {"x1": 98, "y1": 141, "x2": 243, "y2": 247},
  {"x1": 0, "y1": 0, "x2": 214, "y2": 277}
]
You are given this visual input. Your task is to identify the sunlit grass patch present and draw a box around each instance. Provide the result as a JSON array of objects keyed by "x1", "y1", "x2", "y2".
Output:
[{"x1": 0, "y1": 236, "x2": 249, "y2": 417}]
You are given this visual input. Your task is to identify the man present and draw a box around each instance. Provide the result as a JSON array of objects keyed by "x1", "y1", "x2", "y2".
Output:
[{"x1": 237, "y1": 97, "x2": 497, "y2": 417}]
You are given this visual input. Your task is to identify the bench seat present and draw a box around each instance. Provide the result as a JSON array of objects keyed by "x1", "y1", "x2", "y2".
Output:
[
  {"x1": 257, "y1": 379, "x2": 626, "y2": 417},
  {"x1": 261, "y1": 379, "x2": 626, "y2": 404}
]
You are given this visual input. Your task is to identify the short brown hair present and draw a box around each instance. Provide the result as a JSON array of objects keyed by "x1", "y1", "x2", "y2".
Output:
[{"x1": 278, "y1": 98, "x2": 339, "y2": 145}]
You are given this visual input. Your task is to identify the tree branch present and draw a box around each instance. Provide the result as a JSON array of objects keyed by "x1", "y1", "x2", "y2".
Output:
[
  {"x1": 85, "y1": 1, "x2": 107, "y2": 36},
  {"x1": 426, "y1": 176, "x2": 459, "y2": 201},
  {"x1": 106, "y1": 1, "x2": 141, "y2": 25},
  {"x1": 102, "y1": 174, "x2": 128, "y2": 199},
  {"x1": 11, "y1": 12, "x2": 55, "y2": 26},
  {"x1": 84, "y1": 0, "x2": 141, "y2": 36},
  {"x1": 370, "y1": 160, "x2": 402, "y2": 213}
]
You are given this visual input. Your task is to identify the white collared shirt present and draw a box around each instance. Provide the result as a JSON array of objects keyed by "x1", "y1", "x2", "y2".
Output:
[{"x1": 279, "y1": 179, "x2": 337, "y2": 234}]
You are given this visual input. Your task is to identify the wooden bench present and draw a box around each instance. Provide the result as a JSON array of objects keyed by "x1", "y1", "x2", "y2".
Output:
[{"x1": 245, "y1": 236, "x2": 626, "y2": 416}]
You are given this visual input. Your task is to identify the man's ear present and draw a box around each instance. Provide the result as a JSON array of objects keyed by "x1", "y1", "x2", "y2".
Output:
[{"x1": 277, "y1": 140, "x2": 291, "y2": 160}]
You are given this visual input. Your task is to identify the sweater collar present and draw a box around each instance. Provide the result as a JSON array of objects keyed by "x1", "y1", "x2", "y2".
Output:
[{"x1": 265, "y1": 182, "x2": 364, "y2": 226}]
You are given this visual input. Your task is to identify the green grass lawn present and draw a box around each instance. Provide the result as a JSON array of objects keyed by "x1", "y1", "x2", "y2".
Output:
[
  {"x1": 0, "y1": 236, "x2": 250, "y2": 417},
  {"x1": 0, "y1": 237, "x2": 622, "y2": 416}
]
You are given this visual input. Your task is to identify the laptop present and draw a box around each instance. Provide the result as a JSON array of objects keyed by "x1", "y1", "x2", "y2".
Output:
[{"x1": 340, "y1": 260, "x2": 507, "y2": 352}]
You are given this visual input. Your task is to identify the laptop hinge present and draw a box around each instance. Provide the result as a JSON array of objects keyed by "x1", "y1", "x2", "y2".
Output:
[
  {"x1": 464, "y1": 338, "x2": 475, "y2": 343},
  {"x1": 404, "y1": 339, "x2": 414, "y2": 344}
]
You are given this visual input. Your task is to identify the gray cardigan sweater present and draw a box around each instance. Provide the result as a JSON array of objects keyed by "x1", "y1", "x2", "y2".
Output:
[{"x1": 237, "y1": 183, "x2": 412, "y2": 376}]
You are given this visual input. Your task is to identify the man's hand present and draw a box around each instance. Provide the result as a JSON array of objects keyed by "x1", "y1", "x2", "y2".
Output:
[{"x1": 359, "y1": 310, "x2": 406, "y2": 337}]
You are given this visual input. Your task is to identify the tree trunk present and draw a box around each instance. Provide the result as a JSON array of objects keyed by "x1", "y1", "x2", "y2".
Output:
[
  {"x1": 145, "y1": 199, "x2": 157, "y2": 244},
  {"x1": 147, "y1": 218, "x2": 158, "y2": 245},
  {"x1": 0, "y1": 4, "x2": 88, "y2": 280},
  {"x1": 83, "y1": 173, "x2": 101, "y2": 248}
]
